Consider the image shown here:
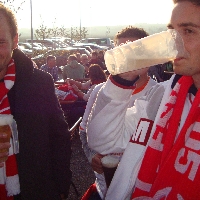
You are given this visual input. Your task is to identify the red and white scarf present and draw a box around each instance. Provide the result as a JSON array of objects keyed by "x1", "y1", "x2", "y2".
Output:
[
  {"x1": 0, "y1": 59, "x2": 20, "y2": 200},
  {"x1": 132, "y1": 76, "x2": 200, "y2": 200},
  {"x1": 132, "y1": 75, "x2": 200, "y2": 199}
]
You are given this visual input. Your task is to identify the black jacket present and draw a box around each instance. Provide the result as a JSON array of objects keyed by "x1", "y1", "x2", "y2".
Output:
[{"x1": 8, "y1": 49, "x2": 72, "y2": 200}]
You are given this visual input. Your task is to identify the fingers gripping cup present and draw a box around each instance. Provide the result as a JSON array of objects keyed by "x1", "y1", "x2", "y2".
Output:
[
  {"x1": 105, "y1": 30, "x2": 185, "y2": 75},
  {"x1": 101, "y1": 155, "x2": 120, "y2": 188},
  {"x1": 0, "y1": 115, "x2": 13, "y2": 162}
]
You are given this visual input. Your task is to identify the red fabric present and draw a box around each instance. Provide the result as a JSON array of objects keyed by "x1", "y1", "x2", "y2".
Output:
[
  {"x1": 58, "y1": 84, "x2": 78, "y2": 101},
  {"x1": 0, "y1": 184, "x2": 14, "y2": 200},
  {"x1": 58, "y1": 84, "x2": 69, "y2": 92},
  {"x1": 6, "y1": 155, "x2": 18, "y2": 177},
  {"x1": 0, "y1": 60, "x2": 15, "y2": 115},
  {"x1": 0, "y1": 59, "x2": 19, "y2": 198},
  {"x1": 81, "y1": 183, "x2": 97, "y2": 200},
  {"x1": 0, "y1": 185, "x2": 7, "y2": 200},
  {"x1": 132, "y1": 76, "x2": 200, "y2": 199},
  {"x1": 132, "y1": 77, "x2": 149, "y2": 95},
  {"x1": 63, "y1": 92, "x2": 77, "y2": 101},
  {"x1": 58, "y1": 84, "x2": 76, "y2": 93}
]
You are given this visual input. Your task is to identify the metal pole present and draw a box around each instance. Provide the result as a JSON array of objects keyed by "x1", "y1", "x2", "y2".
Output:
[
  {"x1": 79, "y1": 0, "x2": 81, "y2": 41},
  {"x1": 30, "y1": 0, "x2": 33, "y2": 56}
]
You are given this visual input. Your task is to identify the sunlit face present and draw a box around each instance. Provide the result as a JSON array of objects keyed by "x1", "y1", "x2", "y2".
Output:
[
  {"x1": 81, "y1": 56, "x2": 88, "y2": 64},
  {"x1": 169, "y1": 2, "x2": 200, "y2": 78},
  {"x1": 0, "y1": 13, "x2": 18, "y2": 72},
  {"x1": 91, "y1": 54, "x2": 97, "y2": 60}
]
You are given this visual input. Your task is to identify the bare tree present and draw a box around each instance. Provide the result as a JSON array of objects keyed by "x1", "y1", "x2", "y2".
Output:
[
  {"x1": 0, "y1": 0, "x2": 25, "y2": 13},
  {"x1": 71, "y1": 26, "x2": 88, "y2": 42},
  {"x1": 59, "y1": 26, "x2": 70, "y2": 38},
  {"x1": 106, "y1": 26, "x2": 110, "y2": 37}
]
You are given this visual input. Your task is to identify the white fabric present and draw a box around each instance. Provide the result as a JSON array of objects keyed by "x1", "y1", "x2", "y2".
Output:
[
  {"x1": 6, "y1": 174, "x2": 20, "y2": 197},
  {"x1": 105, "y1": 84, "x2": 170, "y2": 200},
  {"x1": 4, "y1": 80, "x2": 14, "y2": 90},
  {"x1": 84, "y1": 78, "x2": 156, "y2": 198},
  {"x1": 86, "y1": 74, "x2": 172, "y2": 199},
  {"x1": 55, "y1": 88, "x2": 68, "y2": 100},
  {"x1": 87, "y1": 78, "x2": 157, "y2": 155},
  {"x1": 80, "y1": 80, "x2": 91, "y2": 90},
  {"x1": 101, "y1": 75, "x2": 193, "y2": 200},
  {"x1": 80, "y1": 83, "x2": 105, "y2": 132},
  {"x1": 128, "y1": 78, "x2": 157, "y2": 107},
  {"x1": 83, "y1": 84, "x2": 97, "y2": 101}
]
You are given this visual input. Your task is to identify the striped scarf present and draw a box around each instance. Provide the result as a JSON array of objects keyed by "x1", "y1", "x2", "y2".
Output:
[
  {"x1": 0, "y1": 59, "x2": 20, "y2": 200},
  {"x1": 132, "y1": 76, "x2": 200, "y2": 199}
]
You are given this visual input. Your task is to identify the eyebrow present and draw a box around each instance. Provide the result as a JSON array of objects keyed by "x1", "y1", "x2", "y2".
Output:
[{"x1": 167, "y1": 22, "x2": 200, "y2": 29}]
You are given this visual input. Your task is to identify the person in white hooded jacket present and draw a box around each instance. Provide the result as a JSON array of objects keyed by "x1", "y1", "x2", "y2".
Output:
[
  {"x1": 80, "y1": 26, "x2": 157, "y2": 199},
  {"x1": 86, "y1": 0, "x2": 200, "y2": 199}
]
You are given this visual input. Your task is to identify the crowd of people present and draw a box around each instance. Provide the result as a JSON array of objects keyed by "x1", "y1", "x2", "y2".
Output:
[{"x1": 0, "y1": 0, "x2": 200, "y2": 199}]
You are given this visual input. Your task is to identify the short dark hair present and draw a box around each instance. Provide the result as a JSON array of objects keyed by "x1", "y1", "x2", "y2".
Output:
[
  {"x1": 89, "y1": 64, "x2": 107, "y2": 82},
  {"x1": 114, "y1": 26, "x2": 149, "y2": 44},
  {"x1": 91, "y1": 51, "x2": 98, "y2": 57},
  {"x1": 68, "y1": 54, "x2": 77, "y2": 62},
  {"x1": 173, "y1": 0, "x2": 200, "y2": 6},
  {"x1": 0, "y1": 3, "x2": 18, "y2": 38}
]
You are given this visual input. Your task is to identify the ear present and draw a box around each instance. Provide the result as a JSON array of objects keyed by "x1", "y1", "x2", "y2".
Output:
[{"x1": 13, "y1": 34, "x2": 19, "y2": 49}]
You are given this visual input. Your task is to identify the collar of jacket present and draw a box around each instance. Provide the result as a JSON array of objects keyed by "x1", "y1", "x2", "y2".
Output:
[
  {"x1": 172, "y1": 74, "x2": 197, "y2": 95},
  {"x1": 12, "y1": 48, "x2": 34, "y2": 83}
]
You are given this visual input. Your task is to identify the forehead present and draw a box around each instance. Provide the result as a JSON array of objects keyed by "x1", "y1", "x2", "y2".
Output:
[
  {"x1": 0, "y1": 13, "x2": 10, "y2": 34},
  {"x1": 170, "y1": 2, "x2": 200, "y2": 28}
]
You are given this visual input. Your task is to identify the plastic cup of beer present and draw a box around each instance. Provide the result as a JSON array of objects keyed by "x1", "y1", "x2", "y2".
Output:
[
  {"x1": 101, "y1": 155, "x2": 119, "y2": 188},
  {"x1": 105, "y1": 29, "x2": 185, "y2": 75},
  {"x1": 0, "y1": 115, "x2": 13, "y2": 162}
]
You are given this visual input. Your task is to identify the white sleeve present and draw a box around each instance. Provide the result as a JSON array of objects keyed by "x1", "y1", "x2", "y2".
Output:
[
  {"x1": 79, "y1": 83, "x2": 105, "y2": 162},
  {"x1": 80, "y1": 83, "x2": 105, "y2": 131},
  {"x1": 82, "y1": 84, "x2": 96, "y2": 101},
  {"x1": 81, "y1": 80, "x2": 91, "y2": 90},
  {"x1": 86, "y1": 78, "x2": 146, "y2": 155}
]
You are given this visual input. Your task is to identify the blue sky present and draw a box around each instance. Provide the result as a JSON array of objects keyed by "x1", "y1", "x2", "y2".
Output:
[{"x1": 15, "y1": 0, "x2": 174, "y2": 29}]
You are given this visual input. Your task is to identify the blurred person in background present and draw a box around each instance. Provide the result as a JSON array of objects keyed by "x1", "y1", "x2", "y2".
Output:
[
  {"x1": 69, "y1": 64, "x2": 107, "y2": 101},
  {"x1": 80, "y1": 54, "x2": 90, "y2": 78},
  {"x1": 40, "y1": 55, "x2": 59, "y2": 82},
  {"x1": 76, "y1": 52, "x2": 81, "y2": 63},
  {"x1": 88, "y1": 51, "x2": 106, "y2": 71},
  {"x1": 98, "y1": 50, "x2": 106, "y2": 69},
  {"x1": 62, "y1": 54, "x2": 85, "y2": 80}
]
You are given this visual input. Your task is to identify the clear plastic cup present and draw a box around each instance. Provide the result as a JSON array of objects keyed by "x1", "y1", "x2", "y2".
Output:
[
  {"x1": 101, "y1": 155, "x2": 120, "y2": 188},
  {"x1": 0, "y1": 115, "x2": 13, "y2": 162},
  {"x1": 105, "y1": 30, "x2": 185, "y2": 75}
]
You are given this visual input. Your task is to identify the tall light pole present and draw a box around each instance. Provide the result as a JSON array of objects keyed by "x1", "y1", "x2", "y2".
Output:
[
  {"x1": 30, "y1": 0, "x2": 33, "y2": 55},
  {"x1": 79, "y1": 0, "x2": 81, "y2": 41}
]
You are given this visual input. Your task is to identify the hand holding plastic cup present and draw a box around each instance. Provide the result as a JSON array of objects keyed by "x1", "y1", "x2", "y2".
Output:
[
  {"x1": 101, "y1": 155, "x2": 120, "y2": 188},
  {"x1": 105, "y1": 29, "x2": 186, "y2": 75},
  {"x1": 0, "y1": 115, "x2": 13, "y2": 162}
]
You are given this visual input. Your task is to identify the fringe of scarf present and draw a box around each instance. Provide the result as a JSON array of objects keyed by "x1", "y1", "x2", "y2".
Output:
[
  {"x1": 0, "y1": 59, "x2": 20, "y2": 200},
  {"x1": 132, "y1": 76, "x2": 200, "y2": 199}
]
